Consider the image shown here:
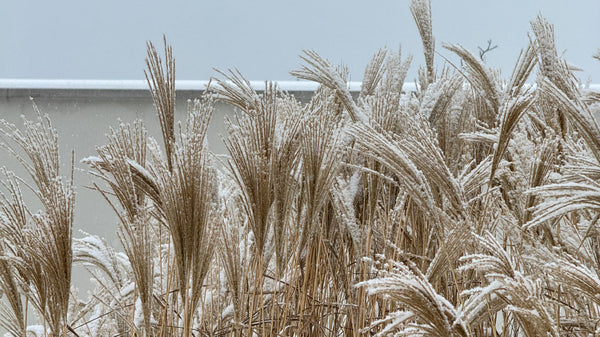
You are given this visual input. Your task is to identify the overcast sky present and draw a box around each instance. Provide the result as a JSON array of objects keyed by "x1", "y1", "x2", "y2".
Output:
[{"x1": 2, "y1": 0, "x2": 599, "y2": 83}]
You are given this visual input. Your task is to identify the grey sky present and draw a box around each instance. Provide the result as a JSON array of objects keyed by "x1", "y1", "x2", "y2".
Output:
[{"x1": 2, "y1": 0, "x2": 599, "y2": 83}]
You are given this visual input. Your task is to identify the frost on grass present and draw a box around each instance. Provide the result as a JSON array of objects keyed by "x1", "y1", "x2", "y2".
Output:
[{"x1": 3, "y1": 2, "x2": 600, "y2": 337}]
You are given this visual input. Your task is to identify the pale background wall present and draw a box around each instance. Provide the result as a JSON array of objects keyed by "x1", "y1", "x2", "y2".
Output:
[
  {"x1": 0, "y1": 89, "x2": 235, "y2": 247},
  {"x1": 0, "y1": 88, "x2": 239, "y2": 300},
  {"x1": 0, "y1": 84, "x2": 316, "y2": 242}
]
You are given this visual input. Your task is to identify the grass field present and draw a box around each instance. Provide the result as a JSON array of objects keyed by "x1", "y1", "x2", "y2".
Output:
[{"x1": 1, "y1": 1, "x2": 600, "y2": 336}]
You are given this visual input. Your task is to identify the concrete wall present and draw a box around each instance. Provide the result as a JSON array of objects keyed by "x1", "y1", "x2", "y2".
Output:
[
  {"x1": 0, "y1": 83, "x2": 321, "y2": 249},
  {"x1": 2, "y1": 88, "x2": 222, "y2": 247}
]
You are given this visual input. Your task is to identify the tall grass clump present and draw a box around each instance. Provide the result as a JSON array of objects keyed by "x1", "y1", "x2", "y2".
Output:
[
  {"x1": 0, "y1": 106, "x2": 74, "y2": 337},
  {"x1": 1, "y1": 1, "x2": 600, "y2": 336}
]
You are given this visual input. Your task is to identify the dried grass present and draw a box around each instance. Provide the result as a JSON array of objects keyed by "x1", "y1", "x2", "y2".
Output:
[{"x1": 2, "y1": 1, "x2": 600, "y2": 336}]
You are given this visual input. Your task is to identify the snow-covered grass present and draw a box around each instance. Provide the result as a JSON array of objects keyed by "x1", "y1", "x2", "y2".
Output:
[{"x1": 1, "y1": 1, "x2": 600, "y2": 336}]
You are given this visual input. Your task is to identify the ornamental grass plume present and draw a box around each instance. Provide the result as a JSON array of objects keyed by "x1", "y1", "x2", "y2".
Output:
[{"x1": 2, "y1": 1, "x2": 600, "y2": 336}]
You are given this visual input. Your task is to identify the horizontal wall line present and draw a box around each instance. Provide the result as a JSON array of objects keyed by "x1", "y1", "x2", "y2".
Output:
[
  {"x1": 0, "y1": 79, "x2": 598, "y2": 93},
  {"x1": 0, "y1": 79, "x2": 367, "y2": 91}
]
